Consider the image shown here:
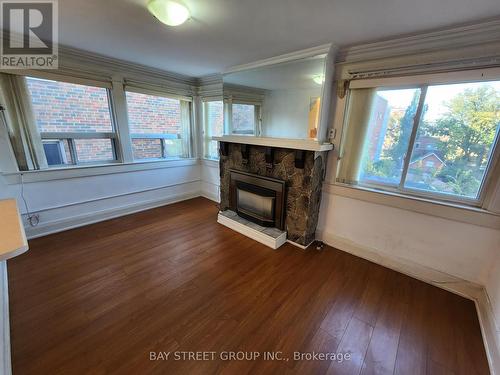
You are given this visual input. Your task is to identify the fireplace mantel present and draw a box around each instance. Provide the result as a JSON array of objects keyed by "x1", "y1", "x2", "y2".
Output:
[{"x1": 213, "y1": 136, "x2": 334, "y2": 152}]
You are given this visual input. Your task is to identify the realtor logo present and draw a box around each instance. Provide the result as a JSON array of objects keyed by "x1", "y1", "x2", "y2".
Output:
[{"x1": 1, "y1": 0, "x2": 58, "y2": 68}]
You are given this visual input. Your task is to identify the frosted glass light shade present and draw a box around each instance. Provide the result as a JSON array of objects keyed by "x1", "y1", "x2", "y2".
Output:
[
  {"x1": 313, "y1": 74, "x2": 325, "y2": 85},
  {"x1": 147, "y1": 0, "x2": 190, "y2": 26}
]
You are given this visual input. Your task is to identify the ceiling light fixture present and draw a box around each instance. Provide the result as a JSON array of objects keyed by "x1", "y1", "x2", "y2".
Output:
[
  {"x1": 147, "y1": 0, "x2": 190, "y2": 27},
  {"x1": 313, "y1": 74, "x2": 325, "y2": 85}
]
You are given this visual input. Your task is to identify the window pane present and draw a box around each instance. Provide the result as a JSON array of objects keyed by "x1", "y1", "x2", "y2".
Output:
[
  {"x1": 126, "y1": 91, "x2": 181, "y2": 135},
  {"x1": 74, "y1": 139, "x2": 114, "y2": 162},
  {"x1": 132, "y1": 138, "x2": 163, "y2": 159},
  {"x1": 359, "y1": 88, "x2": 422, "y2": 186},
  {"x1": 405, "y1": 82, "x2": 500, "y2": 199},
  {"x1": 204, "y1": 101, "x2": 223, "y2": 159},
  {"x1": 232, "y1": 103, "x2": 256, "y2": 135},
  {"x1": 126, "y1": 91, "x2": 188, "y2": 159},
  {"x1": 26, "y1": 77, "x2": 113, "y2": 133},
  {"x1": 42, "y1": 140, "x2": 74, "y2": 166},
  {"x1": 206, "y1": 101, "x2": 223, "y2": 137}
]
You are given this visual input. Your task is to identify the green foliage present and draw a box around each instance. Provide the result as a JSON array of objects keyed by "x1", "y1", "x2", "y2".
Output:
[
  {"x1": 433, "y1": 85, "x2": 499, "y2": 167},
  {"x1": 387, "y1": 91, "x2": 421, "y2": 167},
  {"x1": 432, "y1": 85, "x2": 499, "y2": 197},
  {"x1": 437, "y1": 165, "x2": 482, "y2": 197},
  {"x1": 364, "y1": 158, "x2": 398, "y2": 179}
]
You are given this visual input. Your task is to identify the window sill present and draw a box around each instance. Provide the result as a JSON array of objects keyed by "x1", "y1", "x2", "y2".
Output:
[
  {"x1": 324, "y1": 183, "x2": 500, "y2": 230},
  {"x1": 2, "y1": 158, "x2": 198, "y2": 184},
  {"x1": 201, "y1": 158, "x2": 219, "y2": 167}
]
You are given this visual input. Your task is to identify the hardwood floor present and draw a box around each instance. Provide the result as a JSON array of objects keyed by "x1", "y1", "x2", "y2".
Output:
[{"x1": 7, "y1": 197, "x2": 490, "y2": 375}]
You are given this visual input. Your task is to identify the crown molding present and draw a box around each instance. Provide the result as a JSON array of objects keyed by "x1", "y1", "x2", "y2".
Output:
[
  {"x1": 58, "y1": 45, "x2": 197, "y2": 86},
  {"x1": 0, "y1": 41, "x2": 199, "y2": 92},
  {"x1": 337, "y1": 18, "x2": 500, "y2": 64},
  {"x1": 196, "y1": 73, "x2": 222, "y2": 86},
  {"x1": 335, "y1": 19, "x2": 500, "y2": 79},
  {"x1": 195, "y1": 74, "x2": 223, "y2": 98},
  {"x1": 224, "y1": 44, "x2": 334, "y2": 74}
]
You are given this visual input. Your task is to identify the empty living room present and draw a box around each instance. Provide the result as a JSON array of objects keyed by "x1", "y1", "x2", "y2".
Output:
[{"x1": 0, "y1": 0, "x2": 499, "y2": 374}]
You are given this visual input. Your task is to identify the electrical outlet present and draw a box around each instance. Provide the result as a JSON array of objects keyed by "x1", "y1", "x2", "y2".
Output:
[
  {"x1": 328, "y1": 128, "x2": 336, "y2": 140},
  {"x1": 28, "y1": 213, "x2": 40, "y2": 227}
]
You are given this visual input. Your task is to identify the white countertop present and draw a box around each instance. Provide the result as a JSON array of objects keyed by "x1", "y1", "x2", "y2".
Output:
[{"x1": 0, "y1": 199, "x2": 28, "y2": 262}]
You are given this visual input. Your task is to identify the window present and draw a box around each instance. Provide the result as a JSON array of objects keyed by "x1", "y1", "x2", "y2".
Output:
[
  {"x1": 231, "y1": 103, "x2": 259, "y2": 135},
  {"x1": 404, "y1": 82, "x2": 500, "y2": 199},
  {"x1": 359, "y1": 88, "x2": 422, "y2": 187},
  {"x1": 202, "y1": 100, "x2": 223, "y2": 159},
  {"x1": 42, "y1": 140, "x2": 69, "y2": 166},
  {"x1": 338, "y1": 79, "x2": 500, "y2": 204},
  {"x1": 26, "y1": 77, "x2": 116, "y2": 166},
  {"x1": 125, "y1": 90, "x2": 192, "y2": 160}
]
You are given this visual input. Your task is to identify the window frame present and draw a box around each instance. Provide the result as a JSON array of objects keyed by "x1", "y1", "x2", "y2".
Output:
[
  {"x1": 39, "y1": 132, "x2": 119, "y2": 166},
  {"x1": 26, "y1": 75, "x2": 120, "y2": 167},
  {"x1": 41, "y1": 139, "x2": 68, "y2": 166},
  {"x1": 339, "y1": 70, "x2": 500, "y2": 208},
  {"x1": 202, "y1": 98, "x2": 224, "y2": 160},
  {"x1": 124, "y1": 86, "x2": 193, "y2": 161},
  {"x1": 225, "y1": 99, "x2": 262, "y2": 136},
  {"x1": 0, "y1": 70, "x2": 198, "y2": 176}
]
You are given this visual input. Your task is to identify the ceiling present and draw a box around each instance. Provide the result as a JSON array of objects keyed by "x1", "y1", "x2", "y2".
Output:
[{"x1": 58, "y1": 0, "x2": 500, "y2": 77}]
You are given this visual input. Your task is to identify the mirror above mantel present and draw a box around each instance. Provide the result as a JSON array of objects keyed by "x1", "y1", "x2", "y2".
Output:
[{"x1": 220, "y1": 44, "x2": 335, "y2": 148}]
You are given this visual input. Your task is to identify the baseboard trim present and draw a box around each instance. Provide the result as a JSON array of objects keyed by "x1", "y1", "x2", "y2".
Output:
[
  {"x1": 200, "y1": 193, "x2": 219, "y2": 203},
  {"x1": 286, "y1": 239, "x2": 314, "y2": 250},
  {"x1": 475, "y1": 291, "x2": 500, "y2": 375},
  {"x1": 317, "y1": 229, "x2": 500, "y2": 375},
  {"x1": 25, "y1": 190, "x2": 201, "y2": 239},
  {"x1": 200, "y1": 189, "x2": 219, "y2": 203}
]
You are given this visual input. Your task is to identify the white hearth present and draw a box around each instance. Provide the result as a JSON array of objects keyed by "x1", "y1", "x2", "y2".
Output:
[{"x1": 217, "y1": 210, "x2": 287, "y2": 250}]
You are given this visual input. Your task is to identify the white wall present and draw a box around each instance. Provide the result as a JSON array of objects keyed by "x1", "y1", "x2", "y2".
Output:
[
  {"x1": 200, "y1": 160, "x2": 220, "y2": 202},
  {"x1": 0, "y1": 162, "x2": 202, "y2": 238},
  {"x1": 486, "y1": 253, "x2": 500, "y2": 350},
  {"x1": 317, "y1": 193, "x2": 500, "y2": 285},
  {"x1": 262, "y1": 88, "x2": 320, "y2": 139}
]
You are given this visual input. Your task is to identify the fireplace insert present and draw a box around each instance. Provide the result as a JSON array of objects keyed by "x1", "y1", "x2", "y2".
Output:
[{"x1": 229, "y1": 170, "x2": 286, "y2": 230}]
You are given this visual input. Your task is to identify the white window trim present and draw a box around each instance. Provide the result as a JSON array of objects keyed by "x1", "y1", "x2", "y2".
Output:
[
  {"x1": 348, "y1": 67, "x2": 500, "y2": 90},
  {"x1": 331, "y1": 68, "x2": 500, "y2": 215},
  {"x1": 25, "y1": 76, "x2": 120, "y2": 167},
  {"x1": 1, "y1": 158, "x2": 199, "y2": 184},
  {"x1": 16, "y1": 70, "x2": 112, "y2": 89},
  {"x1": 352, "y1": 84, "x2": 500, "y2": 208},
  {"x1": 201, "y1": 99, "x2": 223, "y2": 160},
  {"x1": 124, "y1": 84, "x2": 192, "y2": 102},
  {"x1": 123, "y1": 86, "x2": 194, "y2": 161},
  {"x1": 230, "y1": 101, "x2": 261, "y2": 136},
  {"x1": 0, "y1": 70, "x2": 198, "y2": 175}
]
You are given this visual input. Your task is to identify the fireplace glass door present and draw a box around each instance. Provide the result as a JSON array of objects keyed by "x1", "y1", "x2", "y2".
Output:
[
  {"x1": 229, "y1": 169, "x2": 286, "y2": 230},
  {"x1": 236, "y1": 181, "x2": 276, "y2": 227}
]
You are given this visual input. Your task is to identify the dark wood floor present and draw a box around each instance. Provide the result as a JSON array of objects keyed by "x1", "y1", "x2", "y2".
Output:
[{"x1": 8, "y1": 197, "x2": 489, "y2": 375}]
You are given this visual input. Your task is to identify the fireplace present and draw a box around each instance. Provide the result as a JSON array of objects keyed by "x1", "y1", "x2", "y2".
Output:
[
  {"x1": 219, "y1": 143, "x2": 327, "y2": 246},
  {"x1": 229, "y1": 170, "x2": 286, "y2": 230}
]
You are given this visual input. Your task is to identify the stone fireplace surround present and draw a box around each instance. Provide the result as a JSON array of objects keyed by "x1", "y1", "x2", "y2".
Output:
[{"x1": 218, "y1": 142, "x2": 327, "y2": 247}]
